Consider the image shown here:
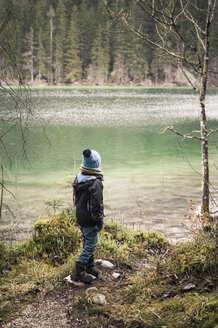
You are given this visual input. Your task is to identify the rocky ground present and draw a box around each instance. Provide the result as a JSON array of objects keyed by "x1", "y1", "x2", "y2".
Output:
[{"x1": 3, "y1": 254, "x2": 150, "y2": 328}]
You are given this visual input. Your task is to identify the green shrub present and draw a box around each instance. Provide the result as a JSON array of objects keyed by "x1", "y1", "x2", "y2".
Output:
[
  {"x1": 24, "y1": 210, "x2": 81, "y2": 264},
  {"x1": 157, "y1": 232, "x2": 217, "y2": 282},
  {"x1": 112, "y1": 232, "x2": 217, "y2": 328},
  {"x1": 0, "y1": 209, "x2": 80, "y2": 269},
  {"x1": 103, "y1": 220, "x2": 169, "y2": 253}
]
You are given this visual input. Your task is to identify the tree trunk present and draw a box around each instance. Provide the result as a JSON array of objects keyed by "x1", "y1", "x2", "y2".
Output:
[
  {"x1": 30, "y1": 27, "x2": 34, "y2": 83},
  {"x1": 0, "y1": 165, "x2": 4, "y2": 219},
  {"x1": 48, "y1": 5, "x2": 54, "y2": 84},
  {"x1": 199, "y1": 0, "x2": 213, "y2": 214},
  {"x1": 199, "y1": 91, "x2": 209, "y2": 213},
  {"x1": 50, "y1": 15, "x2": 53, "y2": 84}
]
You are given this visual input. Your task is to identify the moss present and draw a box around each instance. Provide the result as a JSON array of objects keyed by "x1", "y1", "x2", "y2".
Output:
[
  {"x1": 108, "y1": 232, "x2": 217, "y2": 328},
  {"x1": 0, "y1": 210, "x2": 80, "y2": 322},
  {"x1": 1, "y1": 211, "x2": 216, "y2": 327},
  {"x1": 0, "y1": 209, "x2": 80, "y2": 271},
  {"x1": 0, "y1": 260, "x2": 54, "y2": 322},
  {"x1": 102, "y1": 220, "x2": 169, "y2": 256},
  {"x1": 25, "y1": 210, "x2": 80, "y2": 264},
  {"x1": 157, "y1": 233, "x2": 217, "y2": 283}
]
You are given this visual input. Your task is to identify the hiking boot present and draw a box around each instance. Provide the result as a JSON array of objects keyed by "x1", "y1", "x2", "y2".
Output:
[
  {"x1": 71, "y1": 261, "x2": 94, "y2": 284},
  {"x1": 86, "y1": 255, "x2": 99, "y2": 277}
]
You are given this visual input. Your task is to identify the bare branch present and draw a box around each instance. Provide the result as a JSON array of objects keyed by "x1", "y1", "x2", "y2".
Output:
[
  {"x1": 159, "y1": 126, "x2": 202, "y2": 140},
  {"x1": 177, "y1": 61, "x2": 199, "y2": 92},
  {"x1": 177, "y1": 141, "x2": 218, "y2": 209},
  {"x1": 137, "y1": 0, "x2": 172, "y2": 26},
  {"x1": 0, "y1": 181, "x2": 16, "y2": 199},
  {"x1": 209, "y1": 0, "x2": 217, "y2": 24},
  {"x1": 207, "y1": 128, "x2": 218, "y2": 138},
  {"x1": 2, "y1": 202, "x2": 16, "y2": 218},
  {"x1": 179, "y1": 0, "x2": 205, "y2": 35},
  {"x1": 0, "y1": 1, "x2": 12, "y2": 34},
  {"x1": 103, "y1": 0, "x2": 201, "y2": 71}
]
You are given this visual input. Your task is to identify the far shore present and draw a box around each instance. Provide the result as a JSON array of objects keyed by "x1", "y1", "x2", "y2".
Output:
[{"x1": 5, "y1": 83, "x2": 218, "y2": 93}]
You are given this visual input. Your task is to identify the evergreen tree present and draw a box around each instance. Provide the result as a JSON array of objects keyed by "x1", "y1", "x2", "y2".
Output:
[
  {"x1": 34, "y1": 0, "x2": 50, "y2": 82},
  {"x1": 65, "y1": 5, "x2": 82, "y2": 83},
  {"x1": 111, "y1": 25, "x2": 130, "y2": 83},
  {"x1": 1, "y1": 0, "x2": 218, "y2": 86},
  {"x1": 37, "y1": 26, "x2": 49, "y2": 81},
  {"x1": 22, "y1": 26, "x2": 35, "y2": 82},
  {"x1": 89, "y1": 23, "x2": 110, "y2": 84},
  {"x1": 54, "y1": 0, "x2": 67, "y2": 83},
  {"x1": 48, "y1": 5, "x2": 55, "y2": 84},
  {"x1": 126, "y1": 34, "x2": 149, "y2": 84},
  {"x1": 77, "y1": 0, "x2": 96, "y2": 76}
]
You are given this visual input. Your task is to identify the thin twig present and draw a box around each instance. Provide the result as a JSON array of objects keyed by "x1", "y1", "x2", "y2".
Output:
[{"x1": 159, "y1": 126, "x2": 202, "y2": 140}]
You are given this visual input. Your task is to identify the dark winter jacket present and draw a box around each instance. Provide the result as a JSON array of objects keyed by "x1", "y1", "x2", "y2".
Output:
[{"x1": 73, "y1": 175, "x2": 104, "y2": 227}]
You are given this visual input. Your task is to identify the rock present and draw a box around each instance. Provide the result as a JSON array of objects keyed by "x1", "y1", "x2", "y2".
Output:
[
  {"x1": 96, "y1": 259, "x2": 115, "y2": 269},
  {"x1": 92, "y1": 294, "x2": 107, "y2": 306},
  {"x1": 183, "y1": 283, "x2": 196, "y2": 291},
  {"x1": 95, "y1": 259, "x2": 102, "y2": 264},
  {"x1": 192, "y1": 316, "x2": 202, "y2": 323},
  {"x1": 102, "y1": 312, "x2": 110, "y2": 318},
  {"x1": 112, "y1": 272, "x2": 121, "y2": 279},
  {"x1": 86, "y1": 287, "x2": 98, "y2": 294},
  {"x1": 160, "y1": 291, "x2": 171, "y2": 299},
  {"x1": 204, "y1": 279, "x2": 214, "y2": 291}
]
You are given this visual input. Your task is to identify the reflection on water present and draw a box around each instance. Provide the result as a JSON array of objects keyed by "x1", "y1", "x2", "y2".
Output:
[{"x1": 1, "y1": 87, "x2": 218, "y2": 240}]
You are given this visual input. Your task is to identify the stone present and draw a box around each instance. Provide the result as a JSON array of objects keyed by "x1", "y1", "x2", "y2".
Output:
[
  {"x1": 86, "y1": 287, "x2": 98, "y2": 294},
  {"x1": 160, "y1": 291, "x2": 171, "y2": 299},
  {"x1": 204, "y1": 279, "x2": 214, "y2": 291},
  {"x1": 112, "y1": 272, "x2": 121, "y2": 279},
  {"x1": 183, "y1": 283, "x2": 196, "y2": 291},
  {"x1": 92, "y1": 294, "x2": 107, "y2": 306},
  {"x1": 95, "y1": 259, "x2": 102, "y2": 264},
  {"x1": 101, "y1": 260, "x2": 115, "y2": 269},
  {"x1": 96, "y1": 259, "x2": 115, "y2": 269}
]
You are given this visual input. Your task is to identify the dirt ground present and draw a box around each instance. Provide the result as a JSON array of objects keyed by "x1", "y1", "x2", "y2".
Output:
[{"x1": 3, "y1": 254, "x2": 150, "y2": 328}]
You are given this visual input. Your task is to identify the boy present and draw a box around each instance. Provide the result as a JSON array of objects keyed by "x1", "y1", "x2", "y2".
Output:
[{"x1": 71, "y1": 148, "x2": 104, "y2": 284}]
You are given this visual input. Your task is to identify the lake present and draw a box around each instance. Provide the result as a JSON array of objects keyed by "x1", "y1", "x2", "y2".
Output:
[{"x1": 1, "y1": 87, "x2": 218, "y2": 240}]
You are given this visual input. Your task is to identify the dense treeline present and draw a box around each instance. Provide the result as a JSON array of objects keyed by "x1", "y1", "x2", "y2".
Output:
[{"x1": 1, "y1": 0, "x2": 218, "y2": 86}]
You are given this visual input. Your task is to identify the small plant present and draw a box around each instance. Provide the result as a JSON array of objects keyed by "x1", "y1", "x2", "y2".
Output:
[
  {"x1": 184, "y1": 200, "x2": 217, "y2": 239},
  {"x1": 43, "y1": 198, "x2": 64, "y2": 214},
  {"x1": 60, "y1": 175, "x2": 74, "y2": 189}
]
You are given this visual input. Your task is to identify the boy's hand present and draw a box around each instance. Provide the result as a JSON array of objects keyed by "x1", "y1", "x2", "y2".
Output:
[{"x1": 94, "y1": 222, "x2": 103, "y2": 232}]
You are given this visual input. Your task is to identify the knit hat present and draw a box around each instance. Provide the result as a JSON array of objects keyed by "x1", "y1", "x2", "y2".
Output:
[{"x1": 82, "y1": 148, "x2": 101, "y2": 171}]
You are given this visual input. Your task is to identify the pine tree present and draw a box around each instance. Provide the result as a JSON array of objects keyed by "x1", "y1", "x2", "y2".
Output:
[
  {"x1": 126, "y1": 35, "x2": 149, "y2": 84},
  {"x1": 124, "y1": 2, "x2": 150, "y2": 84},
  {"x1": 65, "y1": 5, "x2": 82, "y2": 83},
  {"x1": 22, "y1": 26, "x2": 35, "y2": 82},
  {"x1": 48, "y1": 5, "x2": 55, "y2": 84},
  {"x1": 54, "y1": 0, "x2": 67, "y2": 83},
  {"x1": 1, "y1": 0, "x2": 218, "y2": 86},
  {"x1": 89, "y1": 22, "x2": 110, "y2": 84},
  {"x1": 37, "y1": 26, "x2": 49, "y2": 81},
  {"x1": 34, "y1": 0, "x2": 50, "y2": 82},
  {"x1": 111, "y1": 25, "x2": 129, "y2": 83},
  {"x1": 77, "y1": 0, "x2": 96, "y2": 76}
]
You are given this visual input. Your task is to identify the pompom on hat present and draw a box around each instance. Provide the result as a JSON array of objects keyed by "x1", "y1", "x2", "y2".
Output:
[{"x1": 82, "y1": 148, "x2": 101, "y2": 171}]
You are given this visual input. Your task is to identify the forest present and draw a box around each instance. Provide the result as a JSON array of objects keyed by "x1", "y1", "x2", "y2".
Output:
[{"x1": 1, "y1": 0, "x2": 218, "y2": 86}]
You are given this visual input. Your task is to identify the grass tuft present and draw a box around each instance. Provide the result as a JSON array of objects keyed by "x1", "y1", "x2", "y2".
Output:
[{"x1": 0, "y1": 211, "x2": 217, "y2": 327}]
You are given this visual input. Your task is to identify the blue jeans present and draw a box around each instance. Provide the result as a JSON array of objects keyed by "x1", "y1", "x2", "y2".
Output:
[{"x1": 77, "y1": 226, "x2": 98, "y2": 263}]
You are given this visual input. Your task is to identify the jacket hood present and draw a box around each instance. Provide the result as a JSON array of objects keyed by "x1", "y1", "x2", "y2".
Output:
[
  {"x1": 73, "y1": 178, "x2": 94, "y2": 192},
  {"x1": 73, "y1": 175, "x2": 103, "y2": 192}
]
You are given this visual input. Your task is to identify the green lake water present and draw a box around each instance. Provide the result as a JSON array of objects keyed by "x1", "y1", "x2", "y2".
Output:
[{"x1": 1, "y1": 87, "x2": 218, "y2": 240}]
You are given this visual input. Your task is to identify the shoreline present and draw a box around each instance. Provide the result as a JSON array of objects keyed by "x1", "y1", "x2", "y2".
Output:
[
  {"x1": 0, "y1": 212, "x2": 217, "y2": 327},
  {"x1": 7, "y1": 83, "x2": 218, "y2": 90}
]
